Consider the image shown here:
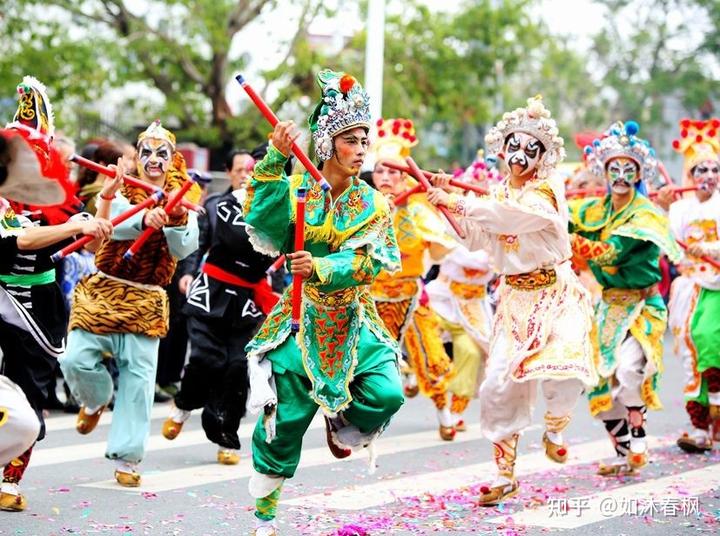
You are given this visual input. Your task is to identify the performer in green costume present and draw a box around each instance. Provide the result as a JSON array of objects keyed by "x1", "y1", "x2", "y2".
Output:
[
  {"x1": 570, "y1": 121, "x2": 682, "y2": 476},
  {"x1": 242, "y1": 70, "x2": 403, "y2": 536}
]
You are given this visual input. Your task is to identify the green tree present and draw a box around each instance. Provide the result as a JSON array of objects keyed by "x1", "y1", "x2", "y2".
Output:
[
  {"x1": 329, "y1": 0, "x2": 548, "y2": 166},
  {"x1": 590, "y1": 0, "x2": 718, "y2": 125},
  {"x1": 0, "y1": 0, "x2": 330, "y2": 153}
]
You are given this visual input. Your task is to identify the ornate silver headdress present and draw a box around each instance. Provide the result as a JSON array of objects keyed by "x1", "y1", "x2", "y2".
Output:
[
  {"x1": 484, "y1": 95, "x2": 565, "y2": 179},
  {"x1": 308, "y1": 70, "x2": 371, "y2": 161},
  {"x1": 584, "y1": 121, "x2": 658, "y2": 184}
]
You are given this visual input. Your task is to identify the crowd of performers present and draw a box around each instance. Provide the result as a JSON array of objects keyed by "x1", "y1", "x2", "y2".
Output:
[{"x1": 0, "y1": 71, "x2": 719, "y2": 536}]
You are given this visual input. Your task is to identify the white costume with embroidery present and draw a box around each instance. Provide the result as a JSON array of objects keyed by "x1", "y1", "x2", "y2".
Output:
[
  {"x1": 669, "y1": 193, "x2": 720, "y2": 403},
  {"x1": 450, "y1": 176, "x2": 597, "y2": 442}
]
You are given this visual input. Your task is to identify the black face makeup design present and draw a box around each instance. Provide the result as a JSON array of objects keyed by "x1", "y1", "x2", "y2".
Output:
[
  {"x1": 504, "y1": 132, "x2": 545, "y2": 177},
  {"x1": 606, "y1": 157, "x2": 639, "y2": 194},
  {"x1": 692, "y1": 160, "x2": 720, "y2": 192},
  {"x1": 138, "y1": 139, "x2": 172, "y2": 179}
]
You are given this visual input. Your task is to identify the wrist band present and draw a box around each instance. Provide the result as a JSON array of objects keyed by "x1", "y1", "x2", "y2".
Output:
[{"x1": 100, "y1": 193, "x2": 115, "y2": 201}]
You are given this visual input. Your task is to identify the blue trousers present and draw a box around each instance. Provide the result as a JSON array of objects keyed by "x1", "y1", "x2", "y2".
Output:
[{"x1": 60, "y1": 329, "x2": 159, "y2": 463}]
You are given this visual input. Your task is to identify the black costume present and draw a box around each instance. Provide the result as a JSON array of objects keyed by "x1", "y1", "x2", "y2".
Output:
[{"x1": 173, "y1": 189, "x2": 276, "y2": 449}]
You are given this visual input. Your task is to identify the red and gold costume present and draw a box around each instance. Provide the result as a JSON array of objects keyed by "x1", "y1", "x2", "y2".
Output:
[{"x1": 369, "y1": 118, "x2": 459, "y2": 440}]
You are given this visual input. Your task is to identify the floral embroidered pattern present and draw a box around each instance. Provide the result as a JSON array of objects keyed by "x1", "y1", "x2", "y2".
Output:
[
  {"x1": 505, "y1": 268, "x2": 557, "y2": 290},
  {"x1": 498, "y1": 234, "x2": 520, "y2": 253},
  {"x1": 572, "y1": 234, "x2": 618, "y2": 266}
]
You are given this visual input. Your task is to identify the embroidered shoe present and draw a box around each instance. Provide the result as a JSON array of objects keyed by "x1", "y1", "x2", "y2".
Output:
[
  {"x1": 627, "y1": 451, "x2": 648, "y2": 469},
  {"x1": 403, "y1": 385, "x2": 419, "y2": 398},
  {"x1": 677, "y1": 432, "x2": 712, "y2": 454},
  {"x1": 114, "y1": 469, "x2": 141, "y2": 487},
  {"x1": 596, "y1": 462, "x2": 637, "y2": 476},
  {"x1": 162, "y1": 418, "x2": 184, "y2": 440},
  {"x1": 324, "y1": 416, "x2": 351, "y2": 459},
  {"x1": 76, "y1": 405, "x2": 105, "y2": 435},
  {"x1": 542, "y1": 432, "x2": 568, "y2": 464},
  {"x1": 0, "y1": 483, "x2": 26, "y2": 512},
  {"x1": 478, "y1": 479, "x2": 519, "y2": 506},
  {"x1": 217, "y1": 449, "x2": 240, "y2": 465},
  {"x1": 439, "y1": 425, "x2": 456, "y2": 441}
]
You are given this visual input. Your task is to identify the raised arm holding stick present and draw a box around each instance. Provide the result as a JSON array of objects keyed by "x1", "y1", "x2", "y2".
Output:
[{"x1": 239, "y1": 70, "x2": 403, "y2": 536}]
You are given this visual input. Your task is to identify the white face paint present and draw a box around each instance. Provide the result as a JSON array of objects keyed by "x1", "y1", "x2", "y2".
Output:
[
  {"x1": 606, "y1": 157, "x2": 639, "y2": 195},
  {"x1": 138, "y1": 139, "x2": 172, "y2": 180},
  {"x1": 503, "y1": 132, "x2": 544, "y2": 178},
  {"x1": 691, "y1": 159, "x2": 720, "y2": 192}
]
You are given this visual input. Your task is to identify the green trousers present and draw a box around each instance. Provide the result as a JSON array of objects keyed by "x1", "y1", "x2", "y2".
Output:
[
  {"x1": 252, "y1": 329, "x2": 404, "y2": 479},
  {"x1": 689, "y1": 287, "x2": 720, "y2": 405}
]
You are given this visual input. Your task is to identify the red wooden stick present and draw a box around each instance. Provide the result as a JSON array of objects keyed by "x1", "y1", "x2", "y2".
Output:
[
  {"x1": 648, "y1": 186, "x2": 699, "y2": 199},
  {"x1": 565, "y1": 185, "x2": 699, "y2": 199},
  {"x1": 565, "y1": 187, "x2": 606, "y2": 198},
  {"x1": 405, "y1": 157, "x2": 466, "y2": 239},
  {"x1": 382, "y1": 161, "x2": 488, "y2": 195},
  {"x1": 50, "y1": 190, "x2": 164, "y2": 262},
  {"x1": 123, "y1": 178, "x2": 195, "y2": 260},
  {"x1": 291, "y1": 188, "x2": 307, "y2": 333},
  {"x1": 70, "y1": 154, "x2": 204, "y2": 213},
  {"x1": 266, "y1": 254, "x2": 286, "y2": 275},
  {"x1": 235, "y1": 75, "x2": 331, "y2": 192},
  {"x1": 676, "y1": 239, "x2": 720, "y2": 270},
  {"x1": 392, "y1": 183, "x2": 423, "y2": 206}
]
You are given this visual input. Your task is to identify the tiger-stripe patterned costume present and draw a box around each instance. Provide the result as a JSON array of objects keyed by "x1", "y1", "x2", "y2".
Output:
[{"x1": 69, "y1": 154, "x2": 201, "y2": 338}]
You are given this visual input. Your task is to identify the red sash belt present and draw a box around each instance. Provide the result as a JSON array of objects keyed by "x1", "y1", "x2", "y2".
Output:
[{"x1": 202, "y1": 262, "x2": 279, "y2": 314}]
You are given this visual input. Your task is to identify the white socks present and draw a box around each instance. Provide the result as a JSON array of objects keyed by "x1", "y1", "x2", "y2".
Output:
[
  {"x1": 115, "y1": 460, "x2": 139, "y2": 475},
  {"x1": 254, "y1": 518, "x2": 276, "y2": 536},
  {"x1": 437, "y1": 406, "x2": 453, "y2": 427},
  {"x1": 0, "y1": 482, "x2": 19, "y2": 495},
  {"x1": 170, "y1": 406, "x2": 191, "y2": 424},
  {"x1": 629, "y1": 437, "x2": 647, "y2": 454}
]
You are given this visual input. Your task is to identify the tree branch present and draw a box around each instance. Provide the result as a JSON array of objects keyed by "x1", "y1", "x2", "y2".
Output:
[
  {"x1": 261, "y1": 0, "x2": 323, "y2": 96},
  {"x1": 228, "y1": 0, "x2": 274, "y2": 38}
]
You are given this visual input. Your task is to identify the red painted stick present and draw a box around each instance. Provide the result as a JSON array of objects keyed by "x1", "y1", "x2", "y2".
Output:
[
  {"x1": 50, "y1": 190, "x2": 165, "y2": 263},
  {"x1": 392, "y1": 183, "x2": 424, "y2": 206},
  {"x1": 235, "y1": 75, "x2": 331, "y2": 192},
  {"x1": 564, "y1": 187, "x2": 606, "y2": 198},
  {"x1": 266, "y1": 255, "x2": 286, "y2": 275},
  {"x1": 123, "y1": 178, "x2": 195, "y2": 260},
  {"x1": 382, "y1": 161, "x2": 488, "y2": 195},
  {"x1": 565, "y1": 185, "x2": 699, "y2": 199},
  {"x1": 70, "y1": 154, "x2": 204, "y2": 213},
  {"x1": 648, "y1": 186, "x2": 699, "y2": 199},
  {"x1": 676, "y1": 239, "x2": 720, "y2": 270},
  {"x1": 405, "y1": 157, "x2": 466, "y2": 239},
  {"x1": 291, "y1": 188, "x2": 307, "y2": 333}
]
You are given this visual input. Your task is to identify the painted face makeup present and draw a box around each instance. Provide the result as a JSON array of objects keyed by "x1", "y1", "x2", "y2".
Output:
[
  {"x1": 372, "y1": 162, "x2": 404, "y2": 195},
  {"x1": 138, "y1": 139, "x2": 172, "y2": 180},
  {"x1": 606, "y1": 157, "x2": 639, "y2": 194},
  {"x1": 333, "y1": 128, "x2": 369, "y2": 173},
  {"x1": 691, "y1": 159, "x2": 720, "y2": 192},
  {"x1": 503, "y1": 132, "x2": 545, "y2": 178}
]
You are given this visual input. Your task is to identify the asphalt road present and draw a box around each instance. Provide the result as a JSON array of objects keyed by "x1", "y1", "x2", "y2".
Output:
[{"x1": 4, "y1": 334, "x2": 719, "y2": 535}]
